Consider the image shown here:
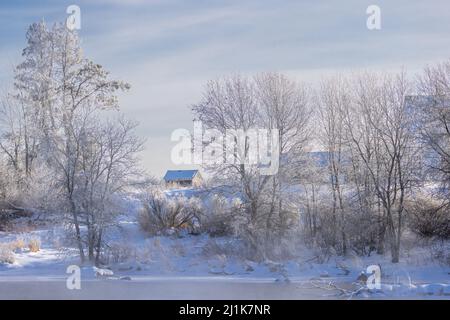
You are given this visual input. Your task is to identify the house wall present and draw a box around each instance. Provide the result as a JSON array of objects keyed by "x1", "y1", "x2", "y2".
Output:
[
  {"x1": 164, "y1": 173, "x2": 203, "y2": 189},
  {"x1": 166, "y1": 179, "x2": 194, "y2": 188},
  {"x1": 192, "y1": 175, "x2": 203, "y2": 188}
]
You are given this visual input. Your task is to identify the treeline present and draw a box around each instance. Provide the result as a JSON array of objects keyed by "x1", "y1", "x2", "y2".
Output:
[{"x1": 182, "y1": 67, "x2": 449, "y2": 263}]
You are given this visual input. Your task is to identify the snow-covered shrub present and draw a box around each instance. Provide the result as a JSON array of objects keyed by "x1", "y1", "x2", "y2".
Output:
[
  {"x1": 227, "y1": 199, "x2": 301, "y2": 261},
  {"x1": 103, "y1": 242, "x2": 136, "y2": 264},
  {"x1": 20, "y1": 168, "x2": 63, "y2": 219},
  {"x1": 183, "y1": 197, "x2": 203, "y2": 235},
  {"x1": 138, "y1": 189, "x2": 202, "y2": 235},
  {"x1": 345, "y1": 210, "x2": 379, "y2": 256},
  {"x1": 28, "y1": 237, "x2": 41, "y2": 252},
  {"x1": 407, "y1": 195, "x2": 450, "y2": 240},
  {"x1": 201, "y1": 195, "x2": 241, "y2": 236},
  {"x1": 298, "y1": 192, "x2": 380, "y2": 257},
  {"x1": 0, "y1": 245, "x2": 15, "y2": 264},
  {"x1": 201, "y1": 194, "x2": 297, "y2": 261},
  {"x1": 429, "y1": 241, "x2": 450, "y2": 266}
]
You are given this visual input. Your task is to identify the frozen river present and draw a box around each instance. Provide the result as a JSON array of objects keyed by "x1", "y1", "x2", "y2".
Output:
[{"x1": 0, "y1": 277, "x2": 339, "y2": 299}]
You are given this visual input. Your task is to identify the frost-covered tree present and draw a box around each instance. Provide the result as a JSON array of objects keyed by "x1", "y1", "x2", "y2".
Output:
[
  {"x1": 344, "y1": 72, "x2": 419, "y2": 262},
  {"x1": 2, "y1": 21, "x2": 142, "y2": 263},
  {"x1": 255, "y1": 73, "x2": 311, "y2": 241},
  {"x1": 192, "y1": 76, "x2": 266, "y2": 226},
  {"x1": 416, "y1": 61, "x2": 450, "y2": 200},
  {"x1": 192, "y1": 73, "x2": 311, "y2": 259},
  {"x1": 316, "y1": 76, "x2": 351, "y2": 255}
]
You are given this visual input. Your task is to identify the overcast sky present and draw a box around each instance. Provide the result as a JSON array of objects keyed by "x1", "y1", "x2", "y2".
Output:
[{"x1": 1, "y1": 0, "x2": 450, "y2": 177}]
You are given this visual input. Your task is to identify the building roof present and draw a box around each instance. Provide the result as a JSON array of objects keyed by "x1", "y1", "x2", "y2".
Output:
[{"x1": 163, "y1": 170, "x2": 199, "y2": 182}]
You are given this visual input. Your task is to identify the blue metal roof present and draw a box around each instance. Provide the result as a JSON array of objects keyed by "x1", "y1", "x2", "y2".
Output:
[{"x1": 163, "y1": 170, "x2": 199, "y2": 182}]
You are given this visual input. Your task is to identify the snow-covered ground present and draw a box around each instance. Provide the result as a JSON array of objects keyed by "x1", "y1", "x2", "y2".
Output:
[{"x1": 0, "y1": 195, "x2": 449, "y2": 299}]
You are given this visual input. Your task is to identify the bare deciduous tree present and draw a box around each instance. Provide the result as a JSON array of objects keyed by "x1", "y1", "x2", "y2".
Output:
[{"x1": 345, "y1": 72, "x2": 418, "y2": 262}]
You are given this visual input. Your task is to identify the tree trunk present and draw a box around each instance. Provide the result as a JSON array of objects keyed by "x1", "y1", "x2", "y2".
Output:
[{"x1": 70, "y1": 201, "x2": 85, "y2": 263}]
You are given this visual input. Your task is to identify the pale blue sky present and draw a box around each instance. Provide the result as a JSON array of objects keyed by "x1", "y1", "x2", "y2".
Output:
[{"x1": 1, "y1": 0, "x2": 450, "y2": 177}]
